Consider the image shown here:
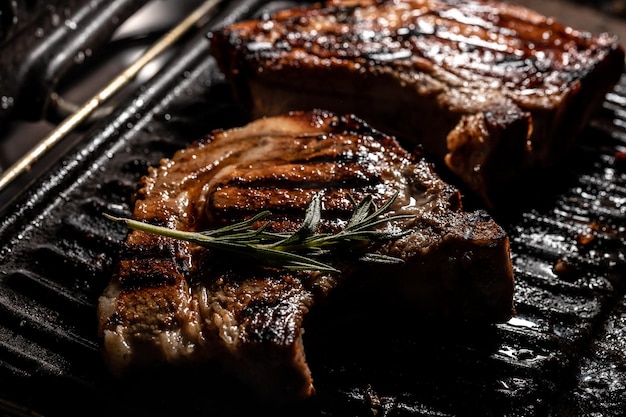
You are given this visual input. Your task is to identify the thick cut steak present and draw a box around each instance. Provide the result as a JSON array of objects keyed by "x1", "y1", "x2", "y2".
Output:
[
  {"x1": 209, "y1": 0, "x2": 625, "y2": 208},
  {"x1": 98, "y1": 110, "x2": 514, "y2": 400}
]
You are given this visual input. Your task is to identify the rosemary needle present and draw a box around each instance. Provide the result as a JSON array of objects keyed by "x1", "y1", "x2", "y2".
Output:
[{"x1": 104, "y1": 192, "x2": 415, "y2": 272}]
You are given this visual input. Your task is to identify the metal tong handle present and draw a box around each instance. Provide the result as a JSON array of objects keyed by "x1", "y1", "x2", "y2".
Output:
[
  {"x1": 0, "y1": 0, "x2": 150, "y2": 125},
  {"x1": 0, "y1": 0, "x2": 223, "y2": 193}
]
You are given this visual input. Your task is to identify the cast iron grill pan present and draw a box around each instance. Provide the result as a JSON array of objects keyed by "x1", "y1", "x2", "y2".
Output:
[{"x1": 1, "y1": 1, "x2": 625, "y2": 416}]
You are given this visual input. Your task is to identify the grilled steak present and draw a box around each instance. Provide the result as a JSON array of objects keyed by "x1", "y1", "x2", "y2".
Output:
[
  {"x1": 98, "y1": 110, "x2": 514, "y2": 400},
  {"x1": 209, "y1": 0, "x2": 625, "y2": 208}
]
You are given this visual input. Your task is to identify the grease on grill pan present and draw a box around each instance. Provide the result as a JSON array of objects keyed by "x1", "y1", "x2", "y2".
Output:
[{"x1": 0, "y1": 0, "x2": 625, "y2": 416}]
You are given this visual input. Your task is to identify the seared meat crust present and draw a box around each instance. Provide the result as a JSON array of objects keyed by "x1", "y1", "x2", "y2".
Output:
[
  {"x1": 98, "y1": 110, "x2": 514, "y2": 400},
  {"x1": 210, "y1": 0, "x2": 625, "y2": 207}
]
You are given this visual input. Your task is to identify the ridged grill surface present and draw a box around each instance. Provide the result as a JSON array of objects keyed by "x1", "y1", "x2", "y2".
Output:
[{"x1": 0, "y1": 1, "x2": 625, "y2": 416}]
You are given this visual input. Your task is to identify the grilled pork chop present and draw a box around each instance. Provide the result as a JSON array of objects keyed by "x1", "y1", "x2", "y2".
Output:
[
  {"x1": 98, "y1": 110, "x2": 514, "y2": 400},
  {"x1": 210, "y1": 0, "x2": 625, "y2": 208}
]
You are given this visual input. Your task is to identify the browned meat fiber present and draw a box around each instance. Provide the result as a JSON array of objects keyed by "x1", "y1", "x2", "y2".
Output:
[
  {"x1": 98, "y1": 110, "x2": 514, "y2": 400},
  {"x1": 210, "y1": 0, "x2": 625, "y2": 208}
]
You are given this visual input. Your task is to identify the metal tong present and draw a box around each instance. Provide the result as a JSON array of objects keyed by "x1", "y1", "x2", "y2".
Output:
[{"x1": 0, "y1": 0, "x2": 224, "y2": 192}]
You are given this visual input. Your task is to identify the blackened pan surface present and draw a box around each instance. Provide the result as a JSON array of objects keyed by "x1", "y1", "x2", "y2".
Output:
[{"x1": 0, "y1": 1, "x2": 625, "y2": 416}]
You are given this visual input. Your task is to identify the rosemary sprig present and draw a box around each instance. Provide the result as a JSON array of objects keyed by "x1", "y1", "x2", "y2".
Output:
[{"x1": 104, "y1": 192, "x2": 415, "y2": 272}]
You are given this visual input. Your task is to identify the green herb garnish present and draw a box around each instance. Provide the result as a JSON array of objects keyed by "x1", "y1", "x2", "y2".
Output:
[{"x1": 104, "y1": 192, "x2": 414, "y2": 273}]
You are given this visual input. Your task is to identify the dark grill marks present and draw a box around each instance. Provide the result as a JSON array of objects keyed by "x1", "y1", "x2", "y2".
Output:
[
  {"x1": 253, "y1": 0, "x2": 604, "y2": 85},
  {"x1": 97, "y1": 109, "x2": 515, "y2": 402},
  {"x1": 0, "y1": 1, "x2": 624, "y2": 416},
  {"x1": 211, "y1": 0, "x2": 624, "y2": 209},
  {"x1": 207, "y1": 158, "x2": 386, "y2": 218},
  {"x1": 209, "y1": 185, "x2": 383, "y2": 218},
  {"x1": 116, "y1": 258, "x2": 181, "y2": 290},
  {"x1": 205, "y1": 129, "x2": 401, "y2": 222},
  {"x1": 213, "y1": 161, "x2": 381, "y2": 188}
]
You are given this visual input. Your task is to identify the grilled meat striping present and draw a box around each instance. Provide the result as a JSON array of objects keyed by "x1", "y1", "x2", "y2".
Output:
[
  {"x1": 209, "y1": 0, "x2": 625, "y2": 208},
  {"x1": 98, "y1": 110, "x2": 514, "y2": 399}
]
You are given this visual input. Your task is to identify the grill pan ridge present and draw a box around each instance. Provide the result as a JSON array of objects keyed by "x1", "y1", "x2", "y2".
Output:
[{"x1": 0, "y1": 1, "x2": 625, "y2": 416}]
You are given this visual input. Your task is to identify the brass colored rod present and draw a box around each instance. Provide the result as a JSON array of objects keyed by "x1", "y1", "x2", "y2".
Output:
[{"x1": 0, "y1": 0, "x2": 222, "y2": 193}]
